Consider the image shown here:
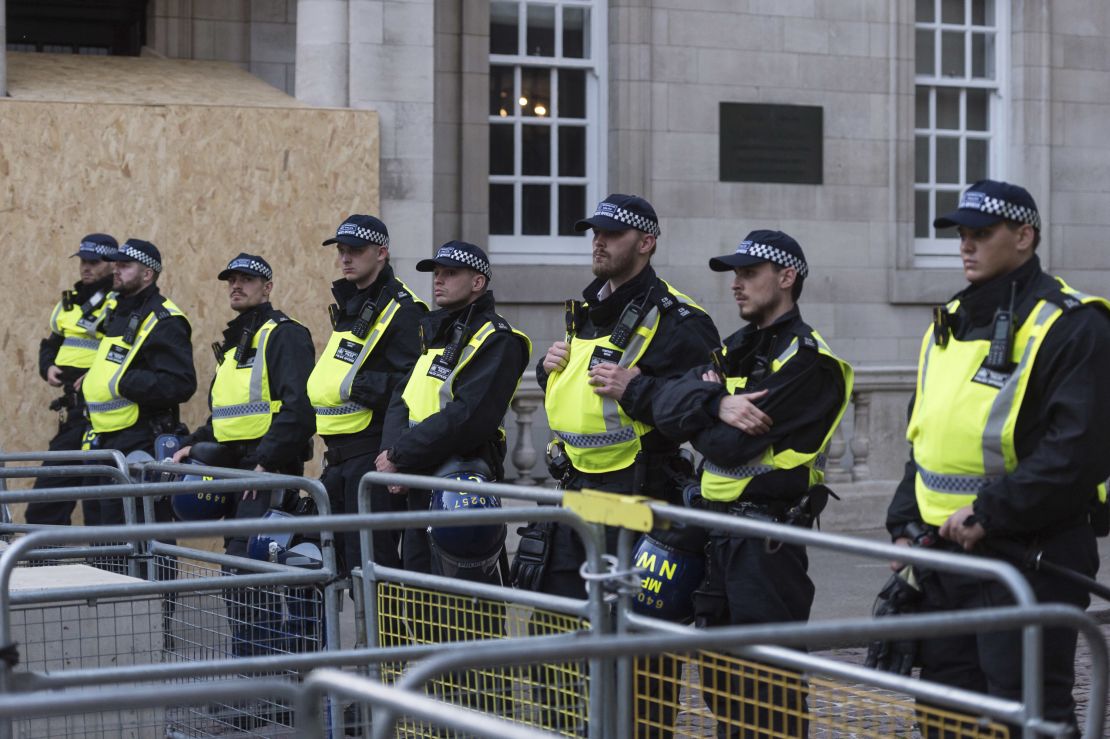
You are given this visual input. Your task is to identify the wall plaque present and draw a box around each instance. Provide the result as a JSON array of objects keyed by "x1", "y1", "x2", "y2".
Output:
[{"x1": 719, "y1": 103, "x2": 823, "y2": 184}]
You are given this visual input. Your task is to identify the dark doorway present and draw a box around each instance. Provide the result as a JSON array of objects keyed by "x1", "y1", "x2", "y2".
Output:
[{"x1": 6, "y1": 0, "x2": 149, "y2": 56}]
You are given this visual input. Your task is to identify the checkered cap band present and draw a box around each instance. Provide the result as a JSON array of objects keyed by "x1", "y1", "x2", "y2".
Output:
[
  {"x1": 436, "y1": 246, "x2": 491, "y2": 279},
  {"x1": 120, "y1": 244, "x2": 162, "y2": 273},
  {"x1": 226, "y1": 257, "x2": 272, "y2": 280},
  {"x1": 959, "y1": 191, "x2": 1041, "y2": 230},
  {"x1": 337, "y1": 222, "x2": 389, "y2": 247},
  {"x1": 79, "y1": 241, "x2": 116, "y2": 257},
  {"x1": 735, "y1": 241, "x2": 809, "y2": 278},
  {"x1": 594, "y1": 204, "x2": 661, "y2": 237}
]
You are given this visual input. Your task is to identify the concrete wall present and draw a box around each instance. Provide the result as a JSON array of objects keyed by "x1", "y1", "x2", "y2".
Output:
[{"x1": 147, "y1": 0, "x2": 298, "y2": 95}]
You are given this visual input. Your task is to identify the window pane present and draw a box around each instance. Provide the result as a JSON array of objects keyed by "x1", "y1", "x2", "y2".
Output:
[
  {"x1": 971, "y1": 33, "x2": 994, "y2": 78},
  {"x1": 564, "y1": 7, "x2": 589, "y2": 59},
  {"x1": 490, "y1": 184, "x2": 514, "y2": 235},
  {"x1": 490, "y1": 124, "x2": 514, "y2": 175},
  {"x1": 490, "y1": 2, "x2": 518, "y2": 55},
  {"x1": 966, "y1": 138, "x2": 988, "y2": 181},
  {"x1": 966, "y1": 88, "x2": 988, "y2": 130},
  {"x1": 490, "y1": 65, "x2": 514, "y2": 117},
  {"x1": 915, "y1": 0, "x2": 934, "y2": 23},
  {"x1": 522, "y1": 125, "x2": 551, "y2": 176},
  {"x1": 559, "y1": 69, "x2": 586, "y2": 119},
  {"x1": 559, "y1": 185, "x2": 586, "y2": 235},
  {"x1": 559, "y1": 126, "x2": 586, "y2": 177},
  {"x1": 520, "y1": 67, "x2": 551, "y2": 117},
  {"x1": 941, "y1": 0, "x2": 964, "y2": 24},
  {"x1": 971, "y1": 0, "x2": 993, "y2": 26},
  {"x1": 936, "y1": 88, "x2": 960, "y2": 129},
  {"x1": 936, "y1": 137, "x2": 959, "y2": 182},
  {"x1": 915, "y1": 189, "x2": 930, "y2": 238},
  {"x1": 526, "y1": 4, "x2": 555, "y2": 57},
  {"x1": 915, "y1": 137, "x2": 930, "y2": 183},
  {"x1": 522, "y1": 185, "x2": 551, "y2": 235},
  {"x1": 915, "y1": 30, "x2": 935, "y2": 76},
  {"x1": 935, "y1": 190, "x2": 960, "y2": 238},
  {"x1": 915, "y1": 87, "x2": 931, "y2": 128},
  {"x1": 941, "y1": 31, "x2": 964, "y2": 77}
]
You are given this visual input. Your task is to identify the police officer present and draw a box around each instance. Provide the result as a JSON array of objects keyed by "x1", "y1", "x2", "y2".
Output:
[
  {"x1": 884, "y1": 180, "x2": 1110, "y2": 735},
  {"x1": 375, "y1": 241, "x2": 530, "y2": 580},
  {"x1": 82, "y1": 238, "x2": 197, "y2": 525},
  {"x1": 307, "y1": 215, "x2": 427, "y2": 576},
  {"x1": 173, "y1": 253, "x2": 315, "y2": 556},
  {"x1": 519, "y1": 193, "x2": 720, "y2": 598},
  {"x1": 651, "y1": 230, "x2": 852, "y2": 738},
  {"x1": 30, "y1": 234, "x2": 118, "y2": 526}
]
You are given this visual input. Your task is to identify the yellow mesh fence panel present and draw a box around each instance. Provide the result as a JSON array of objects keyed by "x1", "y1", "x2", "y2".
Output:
[
  {"x1": 635, "y1": 651, "x2": 1010, "y2": 738},
  {"x1": 376, "y1": 581, "x2": 591, "y2": 737}
]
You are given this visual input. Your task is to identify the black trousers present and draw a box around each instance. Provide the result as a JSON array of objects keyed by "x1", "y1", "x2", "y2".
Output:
[
  {"x1": 693, "y1": 529, "x2": 814, "y2": 739},
  {"x1": 320, "y1": 441, "x2": 405, "y2": 577},
  {"x1": 25, "y1": 415, "x2": 88, "y2": 526},
  {"x1": 915, "y1": 527, "x2": 1097, "y2": 737},
  {"x1": 535, "y1": 466, "x2": 687, "y2": 739}
]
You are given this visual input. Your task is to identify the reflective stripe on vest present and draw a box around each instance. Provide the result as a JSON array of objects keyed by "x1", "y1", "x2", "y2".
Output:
[
  {"x1": 49, "y1": 291, "x2": 116, "y2": 369},
  {"x1": 210, "y1": 319, "x2": 285, "y2": 442},
  {"x1": 401, "y1": 318, "x2": 531, "y2": 429},
  {"x1": 909, "y1": 282, "x2": 1110, "y2": 525},
  {"x1": 307, "y1": 297, "x2": 405, "y2": 435},
  {"x1": 700, "y1": 330, "x2": 853, "y2": 503},
  {"x1": 82, "y1": 299, "x2": 188, "y2": 433}
]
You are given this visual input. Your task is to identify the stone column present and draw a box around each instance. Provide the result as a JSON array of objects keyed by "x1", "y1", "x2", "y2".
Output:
[
  {"x1": 295, "y1": 0, "x2": 349, "y2": 107},
  {"x1": 1, "y1": 0, "x2": 7, "y2": 97}
]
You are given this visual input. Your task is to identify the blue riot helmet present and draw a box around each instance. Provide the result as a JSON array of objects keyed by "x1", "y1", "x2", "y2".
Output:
[
  {"x1": 427, "y1": 458, "x2": 506, "y2": 581},
  {"x1": 124, "y1": 450, "x2": 154, "y2": 483},
  {"x1": 631, "y1": 529, "x2": 707, "y2": 623},
  {"x1": 170, "y1": 442, "x2": 237, "y2": 521},
  {"x1": 247, "y1": 509, "x2": 296, "y2": 562}
]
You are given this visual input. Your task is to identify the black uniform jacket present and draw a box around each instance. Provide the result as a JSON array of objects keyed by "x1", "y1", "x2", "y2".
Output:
[
  {"x1": 98, "y1": 284, "x2": 197, "y2": 440},
  {"x1": 535, "y1": 265, "x2": 721, "y2": 457},
  {"x1": 651, "y1": 307, "x2": 847, "y2": 502},
  {"x1": 886, "y1": 256, "x2": 1110, "y2": 539},
  {"x1": 381, "y1": 291, "x2": 529, "y2": 473},
  {"x1": 38, "y1": 275, "x2": 115, "y2": 383},
  {"x1": 323, "y1": 265, "x2": 427, "y2": 444},
  {"x1": 187, "y1": 302, "x2": 316, "y2": 470}
]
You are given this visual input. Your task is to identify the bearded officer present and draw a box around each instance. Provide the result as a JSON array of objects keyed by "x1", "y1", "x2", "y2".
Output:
[{"x1": 173, "y1": 253, "x2": 315, "y2": 557}]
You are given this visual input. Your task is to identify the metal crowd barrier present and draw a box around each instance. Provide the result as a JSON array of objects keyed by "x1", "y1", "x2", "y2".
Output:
[
  {"x1": 0, "y1": 457, "x2": 1103, "y2": 738},
  {"x1": 352, "y1": 470, "x2": 1108, "y2": 739}
]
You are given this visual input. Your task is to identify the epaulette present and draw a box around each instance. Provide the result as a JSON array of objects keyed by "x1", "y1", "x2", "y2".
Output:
[
  {"x1": 799, "y1": 334, "x2": 820, "y2": 352},
  {"x1": 1039, "y1": 287, "x2": 1084, "y2": 313},
  {"x1": 652, "y1": 290, "x2": 699, "y2": 320},
  {"x1": 394, "y1": 286, "x2": 414, "y2": 302},
  {"x1": 490, "y1": 316, "x2": 512, "y2": 332},
  {"x1": 269, "y1": 310, "x2": 292, "y2": 324},
  {"x1": 153, "y1": 304, "x2": 173, "y2": 321}
]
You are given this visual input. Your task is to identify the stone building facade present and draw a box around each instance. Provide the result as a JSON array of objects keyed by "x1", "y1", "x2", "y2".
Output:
[{"x1": 5, "y1": 0, "x2": 1110, "y2": 495}]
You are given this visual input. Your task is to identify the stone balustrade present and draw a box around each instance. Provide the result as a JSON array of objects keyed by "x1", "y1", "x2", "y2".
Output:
[{"x1": 502, "y1": 366, "x2": 918, "y2": 487}]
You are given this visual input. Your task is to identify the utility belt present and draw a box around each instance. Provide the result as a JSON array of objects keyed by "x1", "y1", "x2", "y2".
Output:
[
  {"x1": 323, "y1": 435, "x2": 379, "y2": 466},
  {"x1": 564, "y1": 452, "x2": 691, "y2": 503},
  {"x1": 702, "y1": 484, "x2": 837, "y2": 530}
]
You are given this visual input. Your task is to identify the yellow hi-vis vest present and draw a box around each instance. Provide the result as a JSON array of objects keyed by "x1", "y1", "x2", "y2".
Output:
[
  {"x1": 908, "y1": 279, "x2": 1110, "y2": 526},
  {"x1": 700, "y1": 329, "x2": 854, "y2": 502},
  {"x1": 82, "y1": 298, "x2": 188, "y2": 433},
  {"x1": 402, "y1": 319, "x2": 532, "y2": 426},
  {"x1": 544, "y1": 282, "x2": 703, "y2": 475},
  {"x1": 48, "y1": 288, "x2": 117, "y2": 369},
  {"x1": 307, "y1": 287, "x2": 423, "y2": 436},
  {"x1": 210, "y1": 318, "x2": 293, "y2": 442}
]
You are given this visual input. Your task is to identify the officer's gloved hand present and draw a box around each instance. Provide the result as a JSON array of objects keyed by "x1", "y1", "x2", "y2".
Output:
[
  {"x1": 864, "y1": 565, "x2": 925, "y2": 675},
  {"x1": 510, "y1": 522, "x2": 553, "y2": 591},
  {"x1": 682, "y1": 483, "x2": 704, "y2": 509}
]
